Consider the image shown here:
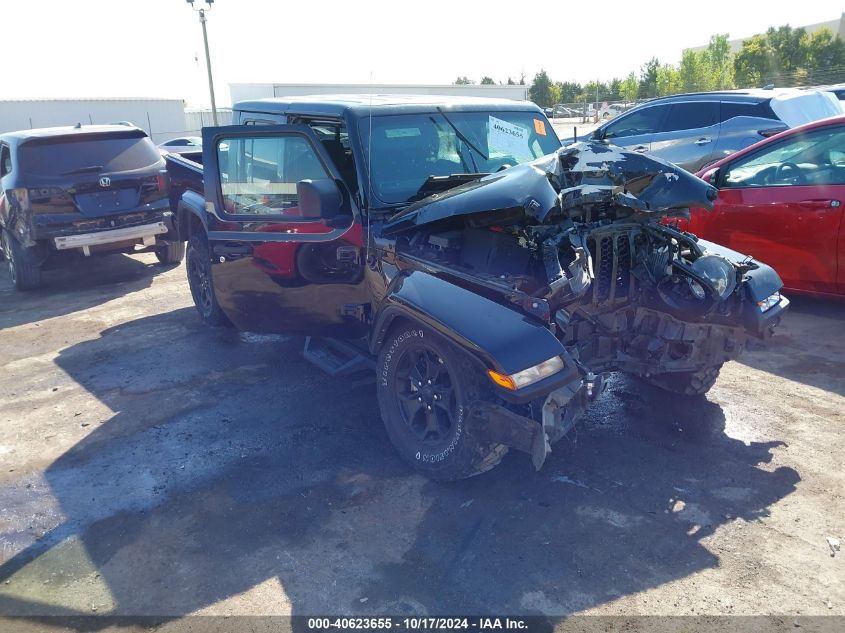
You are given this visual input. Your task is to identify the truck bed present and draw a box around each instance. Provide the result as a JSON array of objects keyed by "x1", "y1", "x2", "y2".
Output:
[{"x1": 165, "y1": 151, "x2": 204, "y2": 205}]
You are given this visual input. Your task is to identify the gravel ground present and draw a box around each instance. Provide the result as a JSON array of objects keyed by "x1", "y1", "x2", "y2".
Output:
[{"x1": 0, "y1": 253, "x2": 842, "y2": 626}]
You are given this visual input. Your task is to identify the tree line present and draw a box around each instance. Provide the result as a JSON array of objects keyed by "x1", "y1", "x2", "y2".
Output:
[{"x1": 455, "y1": 24, "x2": 845, "y2": 108}]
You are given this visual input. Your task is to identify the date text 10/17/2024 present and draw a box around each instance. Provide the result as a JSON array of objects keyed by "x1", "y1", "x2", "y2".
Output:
[{"x1": 307, "y1": 618, "x2": 529, "y2": 630}]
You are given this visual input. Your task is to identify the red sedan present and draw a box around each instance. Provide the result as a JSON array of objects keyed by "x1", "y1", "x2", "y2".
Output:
[{"x1": 687, "y1": 114, "x2": 845, "y2": 298}]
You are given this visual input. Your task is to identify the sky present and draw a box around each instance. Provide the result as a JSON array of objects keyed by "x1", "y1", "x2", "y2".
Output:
[{"x1": 1, "y1": 0, "x2": 842, "y2": 108}]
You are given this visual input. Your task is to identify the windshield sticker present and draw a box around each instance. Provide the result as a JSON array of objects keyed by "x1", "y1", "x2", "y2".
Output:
[
  {"x1": 385, "y1": 127, "x2": 421, "y2": 138},
  {"x1": 533, "y1": 119, "x2": 547, "y2": 136},
  {"x1": 489, "y1": 116, "x2": 529, "y2": 158}
]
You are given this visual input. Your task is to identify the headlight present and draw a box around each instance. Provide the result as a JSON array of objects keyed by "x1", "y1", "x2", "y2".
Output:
[
  {"x1": 757, "y1": 292, "x2": 782, "y2": 312},
  {"x1": 691, "y1": 255, "x2": 737, "y2": 299},
  {"x1": 487, "y1": 356, "x2": 564, "y2": 391}
]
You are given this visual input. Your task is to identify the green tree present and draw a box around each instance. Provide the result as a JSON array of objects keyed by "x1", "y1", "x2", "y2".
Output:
[
  {"x1": 480, "y1": 76, "x2": 496, "y2": 85},
  {"x1": 733, "y1": 24, "x2": 844, "y2": 87},
  {"x1": 453, "y1": 76, "x2": 475, "y2": 85},
  {"x1": 556, "y1": 81, "x2": 582, "y2": 102},
  {"x1": 766, "y1": 25, "x2": 808, "y2": 72},
  {"x1": 608, "y1": 78, "x2": 622, "y2": 101},
  {"x1": 639, "y1": 57, "x2": 660, "y2": 98},
  {"x1": 506, "y1": 77, "x2": 516, "y2": 85},
  {"x1": 656, "y1": 64, "x2": 681, "y2": 96},
  {"x1": 805, "y1": 28, "x2": 845, "y2": 82},
  {"x1": 704, "y1": 33, "x2": 735, "y2": 90},
  {"x1": 734, "y1": 33, "x2": 769, "y2": 87},
  {"x1": 620, "y1": 72, "x2": 639, "y2": 101},
  {"x1": 528, "y1": 70, "x2": 555, "y2": 107},
  {"x1": 680, "y1": 48, "x2": 708, "y2": 92}
]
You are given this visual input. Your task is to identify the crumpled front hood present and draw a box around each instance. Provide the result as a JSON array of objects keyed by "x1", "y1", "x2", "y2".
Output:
[{"x1": 383, "y1": 142, "x2": 718, "y2": 234}]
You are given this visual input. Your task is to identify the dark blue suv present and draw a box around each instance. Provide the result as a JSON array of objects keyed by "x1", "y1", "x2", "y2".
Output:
[{"x1": 0, "y1": 124, "x2": 182, "y2": 290}]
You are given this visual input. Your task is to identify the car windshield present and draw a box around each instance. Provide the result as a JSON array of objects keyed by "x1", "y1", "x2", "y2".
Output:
[
  {"x1": 359, "y1": 111, "x2": 561, "y2": 205},
  {"x1": 19, "y1": 132, "x2": 161, "y2": 176}
]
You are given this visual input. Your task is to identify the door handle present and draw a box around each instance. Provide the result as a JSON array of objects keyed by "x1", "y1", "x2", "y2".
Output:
[
  {"x1": 633, "y1": 145, "x2": 648, "y2": 153},
  {"x1": 799, "y1": 199, "x2": 841, "y2": 209},
  {"x1": 694, "y1": 137, "x2": 712, "y2": 145}
]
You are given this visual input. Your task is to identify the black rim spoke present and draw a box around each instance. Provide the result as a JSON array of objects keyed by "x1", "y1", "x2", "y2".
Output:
[{"x1": 394, "y1": 344, "x2": 456, "y2": 445}]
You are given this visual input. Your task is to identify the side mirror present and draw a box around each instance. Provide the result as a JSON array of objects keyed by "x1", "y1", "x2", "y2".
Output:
[
  {"x1": 702, "y1": 166, "x2": 720, "y2": 186},
  {"x1": 591, "y1": 128, "x2": 604, "y2": 141},
  {"x1": 297, "y1": 178, "x2": 341, "y2": 219}
]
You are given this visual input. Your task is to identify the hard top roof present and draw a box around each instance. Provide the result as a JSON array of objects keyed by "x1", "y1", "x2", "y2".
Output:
[{"x1": 234, "y1": 94, "x2": 542, "y2": 119}]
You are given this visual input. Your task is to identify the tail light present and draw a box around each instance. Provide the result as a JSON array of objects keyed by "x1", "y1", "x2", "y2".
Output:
[
  {"x1": 28, "y1": 187, "x2": 76, "y2": 214},
  {"x1": 141, "y1": 173, "x2": 168, "y2": 195}
]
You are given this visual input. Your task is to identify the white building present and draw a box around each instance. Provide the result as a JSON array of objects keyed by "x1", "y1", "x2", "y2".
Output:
[
  {"x1": 0, "y1": 98, "x2": 188, "y2": 144},
  {"x1": 230, "y1": 83, "x2": 529, "y2": 104}
]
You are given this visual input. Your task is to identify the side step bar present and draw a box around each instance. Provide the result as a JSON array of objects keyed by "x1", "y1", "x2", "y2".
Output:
[{"x1": 303, "y1": 336, "x2": 376, "y2": 377}]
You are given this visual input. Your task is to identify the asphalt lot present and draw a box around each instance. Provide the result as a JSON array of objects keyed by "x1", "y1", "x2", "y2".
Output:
[{"x1": 0, "y1": 253, "x2": 843, "y2": 625}]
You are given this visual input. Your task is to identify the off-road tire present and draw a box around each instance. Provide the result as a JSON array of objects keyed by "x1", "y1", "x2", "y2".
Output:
[
  {"x1": 155, "y1": 241, "x2": 186, "y2": 265},
  {"x1": 377, "y1": 323, "x2": 508, "y2": 481},
  {"x1": 186, "y1": 232, "x2": 230, "y2": 327},
  {"x1": 646, "y1": 364, "x2": 722, "y2": 396},
  {"x1": 2, "y1": 229, "x2": 42, "y2": 291}
]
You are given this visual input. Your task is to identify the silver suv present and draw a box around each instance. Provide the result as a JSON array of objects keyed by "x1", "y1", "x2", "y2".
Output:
[{"x1": 589, "y1": 89, "x2": 843, "y2": 172}]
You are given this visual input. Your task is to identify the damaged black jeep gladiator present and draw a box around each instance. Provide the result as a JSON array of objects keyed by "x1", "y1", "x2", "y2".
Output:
[
  {"x1": 1, "y1": 125, "x2": 182, "y2": 290},
  {"x1": 167, "y1": 95, "x2": 789, "y2": 480}
]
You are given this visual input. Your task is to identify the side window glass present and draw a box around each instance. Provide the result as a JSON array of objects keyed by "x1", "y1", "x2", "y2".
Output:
[
  {"x1": 723, "y1": 126, "x2": 845, "y2": 188},
  {"x1": 720, "y1": 101, "x2": 776, "y2": 122},
  {"x1": 604, "y1": 106, "x2": 665, "y2": 139},
  {"x1": 218, "y1": 135, "x2": 329, "y2": 215},
  {"x1": 0, "y1": 145, "x2": 11, "y2": 177},
  {"x1": 662, "y1": 102, "x2": 718, "y2": 133}
]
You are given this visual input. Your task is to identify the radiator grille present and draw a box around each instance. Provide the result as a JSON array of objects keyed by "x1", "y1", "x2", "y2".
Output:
[{"x1": 588, "y1": 232, "x2": 634, "y2": 304}]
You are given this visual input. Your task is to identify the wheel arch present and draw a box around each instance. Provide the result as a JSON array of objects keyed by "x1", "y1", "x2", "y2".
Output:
[
  {"x1": 369, "y1": 270, "x2": 569, "y2": 377},
  {"x1": 175, "y1": 191, "x2": 207, "y2": 241}
]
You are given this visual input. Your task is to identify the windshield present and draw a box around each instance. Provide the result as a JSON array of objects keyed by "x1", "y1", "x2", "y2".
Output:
[
  {"x1": 359, "y1": 111, "x2": 561, "y2": 205},
  {"x1": 19, "y1": 133, "x2": 161, "y2": 177}
]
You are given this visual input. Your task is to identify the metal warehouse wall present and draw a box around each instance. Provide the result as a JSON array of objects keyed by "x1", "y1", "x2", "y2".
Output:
[
  {"x1": 229, "y1": 83, "x2": 530, "y2": 104},
  {"x1": 183, "y1": 108, "x2": 233, "y2": 137},
  {"x1": 0, "y1": 99, "x2": 188, "y2": 144}
]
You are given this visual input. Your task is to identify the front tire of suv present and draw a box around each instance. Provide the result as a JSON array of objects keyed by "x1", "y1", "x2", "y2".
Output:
[
  {"x1": 2, "y1": 229, "x2": 42, "y2": 291},
  {"x1": 186, "y1": 232, "x2": 230, "y2": 327},
  {"x1": 155, "y1": 241, "x2": 186, "y2": 265},
  {"x1": 377, "y1": 323, "x2": 508, "y2": 481},
  {"x1": 644, "y1": 364, "x2": 722, "y2": 397}
]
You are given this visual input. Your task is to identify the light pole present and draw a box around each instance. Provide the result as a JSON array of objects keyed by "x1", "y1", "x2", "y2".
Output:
[{"x1": 186, "y1": 0, "x2": 219, "y2": 125}]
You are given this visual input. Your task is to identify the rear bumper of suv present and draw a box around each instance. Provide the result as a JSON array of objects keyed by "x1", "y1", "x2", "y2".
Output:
[
  {"x1": 31, "y1": 206, "x2": 175, "y2": 244},
  {"x1": 53, "y1": 221, "x2": 169, "y2": 254}
]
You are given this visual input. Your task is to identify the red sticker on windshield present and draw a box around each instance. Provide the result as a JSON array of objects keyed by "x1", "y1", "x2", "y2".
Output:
[{"x1": 534, "y1": 119, "x2": 547, "y2": 136}]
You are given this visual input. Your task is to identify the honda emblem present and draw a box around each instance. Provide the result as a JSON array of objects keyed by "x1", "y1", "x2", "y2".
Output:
[{"x1": 99, "y1": 176, "x2": 111, "y2": 188}]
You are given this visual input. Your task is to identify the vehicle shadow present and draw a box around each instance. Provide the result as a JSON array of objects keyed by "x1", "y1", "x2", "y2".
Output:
[
  {"x1": 736, "y1": 295, "x2": 845, "y2": 398},
  {"x1": 0, "y1": 307, "x2": 798, "y2": 626},
  {"x1": 0, "y1": 253, "x2": 164, "y2": 332}
]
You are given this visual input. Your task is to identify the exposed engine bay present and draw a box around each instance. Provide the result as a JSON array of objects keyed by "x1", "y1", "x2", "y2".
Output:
[{"x1": 385, "y1": 142, "x2": 788, "y2": 393}]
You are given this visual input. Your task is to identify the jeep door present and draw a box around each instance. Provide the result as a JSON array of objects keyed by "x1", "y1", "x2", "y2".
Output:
[
  {"x1": 649, "y1": 101, "x2": 721, "y2": 172},
  {"x1": 201, "y1": 124, "x2": 368, "y2": 336}
]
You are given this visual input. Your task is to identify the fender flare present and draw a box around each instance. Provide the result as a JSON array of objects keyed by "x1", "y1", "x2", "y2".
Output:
[
  {"x1": 369, "y1": 270, "x2": 569, "y2": 377},
  {"x1": 175, "y1": 190, "x2": 208, "y2": 240}
]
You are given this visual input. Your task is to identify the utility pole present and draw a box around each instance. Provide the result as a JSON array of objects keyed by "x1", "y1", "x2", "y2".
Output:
[{"x1": 187, "y1": 0, "x2": 219, "y2": 125}]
